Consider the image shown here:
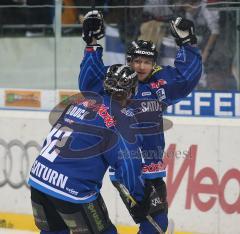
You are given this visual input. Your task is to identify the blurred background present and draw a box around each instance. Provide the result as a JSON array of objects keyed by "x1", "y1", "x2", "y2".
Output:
[
  {"x1": 0, "y1": 1, "x2": 239, "y2": 234},
  {"x1": 0, "y1": 0, "x2": 240, "y2": 91}
]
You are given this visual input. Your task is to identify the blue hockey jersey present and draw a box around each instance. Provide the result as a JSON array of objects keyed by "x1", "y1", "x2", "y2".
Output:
[
  {"x1": 28, "y1": 92, "x2": 145, "y2": 203},
  {"x1": 79, "y1": 45, "x2": 202, "y2": 179}
]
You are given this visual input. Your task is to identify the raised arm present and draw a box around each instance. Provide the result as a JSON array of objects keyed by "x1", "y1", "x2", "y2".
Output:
[
  {"x1": 152, "y1": 17, "x2": 202, "y2": 105},
  {"x1": 78, "y1": 11, "x2": 108, "y2": 94},
  {"x1": 163, "y1": 44, "x2": 202, "y2": 105}
]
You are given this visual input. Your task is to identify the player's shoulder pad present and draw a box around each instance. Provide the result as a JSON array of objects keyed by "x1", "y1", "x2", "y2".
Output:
[{"x1": 151, "y1": 65, "x2": 162, "y2": 76}]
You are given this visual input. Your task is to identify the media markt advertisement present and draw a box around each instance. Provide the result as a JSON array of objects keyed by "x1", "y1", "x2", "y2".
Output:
[{"x1": 163, "y1": 118, "x2": 240, "y2": 234}]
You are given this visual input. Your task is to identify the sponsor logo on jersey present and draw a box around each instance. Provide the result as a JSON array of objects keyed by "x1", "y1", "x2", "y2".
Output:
[
  {"x1": 150, "y1": 79, "x2": 167, "y2": 89},
  {"x1": 66, "y1": 187, "x2": 78, "y2": 196},
  {"x1": 121, "y1": 108, "x2": 135, "y2": 117},
  {"x1": 64, "y1": 118, "x2": 75, "y2": 124},
  {"x1": 141, "y1": 100, "x2": 163, "y2": 112},
  {"x1": 31, "y1": 160, "x2": 68, "y2": 189},
  {"x1": 97, "y1": 104, "x2": 116, "y2": 128},
  {"x1": 141, "y1": 91, "x2": 152, "y2": 96},
  {"x1": 68, "y1": 100, "x2": 115, "y2": 128},
  {"x1": 142, "y1": 161, "x2": 166, "y2": 173},
  {"x1": 156, "y1": 88, "x2": 166, "y2": 101},
  {"x1": 135, "y1": 50, "x2": 154, "y2": 56}
]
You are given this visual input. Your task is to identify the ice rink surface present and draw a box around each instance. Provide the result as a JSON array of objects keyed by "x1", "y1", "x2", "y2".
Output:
[{"x1": 0, "y1": 229, "x2": 37, "y2": 234}]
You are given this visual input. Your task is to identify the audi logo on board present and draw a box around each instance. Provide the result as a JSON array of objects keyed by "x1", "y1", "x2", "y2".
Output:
[{"x1": 0, "y1": 139, "x2": 40, "y2": 189}]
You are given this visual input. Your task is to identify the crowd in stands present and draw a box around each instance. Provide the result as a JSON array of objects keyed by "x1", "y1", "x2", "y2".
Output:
[
  {"x1": 0, "y1": 0, "x2": 239, "y2": 91},
  {"x1": 0, "y1": 0, "x2": 55, "y2": 26}
]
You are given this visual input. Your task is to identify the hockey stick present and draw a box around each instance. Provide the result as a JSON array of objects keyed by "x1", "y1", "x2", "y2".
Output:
[{"x1": 115, "y1": 182, "x2": 164, "y2": 234}]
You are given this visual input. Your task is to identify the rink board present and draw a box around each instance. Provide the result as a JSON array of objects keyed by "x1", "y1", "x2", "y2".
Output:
[{"x1": 0, "y1": 110, "x2": 239, "y2": 234}]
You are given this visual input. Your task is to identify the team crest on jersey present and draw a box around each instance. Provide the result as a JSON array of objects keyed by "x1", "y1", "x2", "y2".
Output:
[
  {"x1": 176, "y1": 47, "x2": 186, "y2": 63},
  {"x1": 156, "y1": 88, "x2": 166, "y2": 101},
  {"x1": 150, "y1": 79, "x2": 167, "y2": 89}
]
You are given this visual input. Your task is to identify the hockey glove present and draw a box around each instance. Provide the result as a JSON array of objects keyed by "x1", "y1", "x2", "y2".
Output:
[
  {"x1": 82, "y1": 10, "x2": 105, "y2": 45},
  {"x1": 130, "y1": 178, "x2": 168, "y2": 223},
  {"x1": 170, "y1": 17, "x2": 197, "y2": 46}
]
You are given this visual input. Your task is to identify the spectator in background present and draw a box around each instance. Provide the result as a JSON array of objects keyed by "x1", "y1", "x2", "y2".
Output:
[
  {"x1": 0, "y1": 0, "x2": 26, "y2": 26},
  {"x1": 76, "y1": 0, "x2": 106, "y2": 20},
  {"x1": 76, "y1": 0, "x2": 127, "y2": 65},
  {"x1": 77, "y1": 1, "x2": 144, "y2": 64},
  {"x1": 25, "y1": 0, "x2": 53, "y2": 25},
  {"x1": 25, "y1": 0, "x2": 54, "y2": 36},
  {"x1": 217, "y1": 10, "x2": 238, "y2": 90},
  {"x1": 61, "y1": 0, "x2": 80, "y2": 35},
  {"x1": 138, "y1": 0, "x2": 172, "y2": 50},
  {"x1": 181, "y1": 0, "x2": 237, "y2": 90},
  {"x1": 62, "y1": 0, "x2": 78, "y2": 25},
  {"x1": 137, "y1": 0, "x2": 180, "y2": 67},
  {"x1": 0, "y1": 0, "x2": 54, "y2": 36},
  {"x1": 91, "y1": 0, "x2": 144, "y2": 45},
  {"x1": 183, "y1": 0, "x2": 219, "y2": 65},
  {"x1": 176, "y1": 0, "x2": 218, "y2": 88}
]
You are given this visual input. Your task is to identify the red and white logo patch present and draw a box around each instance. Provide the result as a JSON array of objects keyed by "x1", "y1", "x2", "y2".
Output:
[
  {"x1": 142, "y1": 161, "x2": 166, "y2": 173},
  {"x1": 150, "y1": 79, "x2": 167, "y2": 89}
]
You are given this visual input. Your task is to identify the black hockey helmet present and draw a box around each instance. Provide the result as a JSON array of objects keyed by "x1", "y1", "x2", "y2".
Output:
[
  {"x1": 126, "y1": 40, "x2": 158, "y2": 63},
  {"x1": 104, "y1": 64, "x2": 138, "y2": 100}
]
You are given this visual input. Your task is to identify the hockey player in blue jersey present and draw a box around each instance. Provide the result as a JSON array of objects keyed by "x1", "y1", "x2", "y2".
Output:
[
  {"x1": 27, "y1": 64, "x2": 154, "y2": 234},
  {"x1": 79, "y1": 11, "x2": 202, "y2": 234}
]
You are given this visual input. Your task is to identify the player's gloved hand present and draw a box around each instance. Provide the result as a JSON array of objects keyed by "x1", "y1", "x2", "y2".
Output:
[
  {"x1": 170, "y1": 17, "x2": 197, "y2": 46},
  {"x1": 82, "y1": 10, "x2": 105, "y2": 45},
  {"x1": 130, "y1": 178, "x2": 168, "y2": 223}
]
